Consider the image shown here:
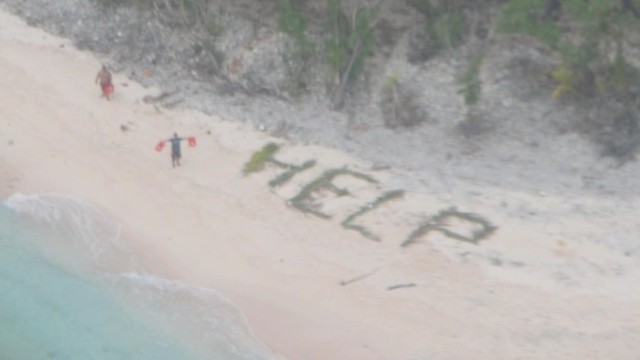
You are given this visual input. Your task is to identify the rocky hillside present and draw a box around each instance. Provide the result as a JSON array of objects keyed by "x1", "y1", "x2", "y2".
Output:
[{"x1": 2, "y1": 0, "x2": 640, "y2": 196}]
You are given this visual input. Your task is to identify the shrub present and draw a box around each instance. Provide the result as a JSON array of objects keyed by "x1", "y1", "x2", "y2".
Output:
[
  {"x1": 431, "y1": 11, "x2": 467, "y2": 49},
  {"x1": 596, "y1": 110, "x2": 640, "y2": 162},
  {"x1": 459, "y1": 52, "x2": 485, "y2": 105},
  {"x1": 408, "y1": 1, "x2": 470, "y2": 60},
  {"x1": 324, "y1": 0, "x2": 377, "y2": 83},
  {"x1": 551, "y1": 65, "x2": 580, "y2": 99},
  {"x1": 206, "y1": 18, "x2": 224, "y2": 38},
  {"x1": 602, "y1": 46, "x2": 638, "y2": 95},
  {"x1": 497, "y1": 0, "x2": 561, "y2": 48},
  {"x1": 279, "y1": 0, "x2": 308, "y2": 42},
  {"x1": 407, "y1": 0, "x2": 436, "y2": 17},
  {"x1": 498, "y1": 0, "x2": 640, "y2": 100},
  {"x1": 278, "y1": 0, "x2": 314, "y2": 96},
  {"x1": 381, "y1": 76, "x2": 425, "y2": 128}
]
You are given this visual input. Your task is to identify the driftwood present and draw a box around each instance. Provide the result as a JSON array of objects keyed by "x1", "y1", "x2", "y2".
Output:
[
  {"x1": 142, "y1": 91, "x2": 174, "y2": 104},
  {"x1": 386, "y1": 283, "x2": 416, "y2": 291},
  {"x1": 339, "y1": 268, "x2": 380, "y2": 286}
]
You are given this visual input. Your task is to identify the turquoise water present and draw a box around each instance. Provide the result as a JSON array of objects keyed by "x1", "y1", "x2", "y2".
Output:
[{"x1": 0, "y1": 194, "x2": 274, "y2": 360}]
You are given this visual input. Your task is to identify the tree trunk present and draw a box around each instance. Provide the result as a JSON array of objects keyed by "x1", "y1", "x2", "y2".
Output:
[
  {"x1": 332, "y1": 39, "x2": 363, "y2": 110},
  {"x1": 331, "y1": 0, "x2": 382, "y2": 110}
]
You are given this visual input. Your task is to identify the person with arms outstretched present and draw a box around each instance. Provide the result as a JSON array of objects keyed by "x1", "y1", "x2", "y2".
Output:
[
  {"x1": 156, "y1": 133, "x2": 196, "y2": 168},
  {"x1": 95, "y1": 65, "x2": 114, "y2": 100},
  {"x1": 167, "y1": 133, "x2": 185, "y2": 168}
]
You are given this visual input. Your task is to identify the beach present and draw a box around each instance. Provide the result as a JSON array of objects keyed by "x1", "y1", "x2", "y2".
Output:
[{"x1": 1, "y1": 7, "x2": 640, "y2": 360}]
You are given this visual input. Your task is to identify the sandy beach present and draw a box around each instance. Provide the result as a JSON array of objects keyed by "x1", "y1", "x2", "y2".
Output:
[{"x1": 2, "y1": 8, "x2": 640, "y2": 359}]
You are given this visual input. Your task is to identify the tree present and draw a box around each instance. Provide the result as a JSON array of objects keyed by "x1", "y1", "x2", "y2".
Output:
[{"x1": 325, "y1": 0, "x2": 381, "y2": 109}]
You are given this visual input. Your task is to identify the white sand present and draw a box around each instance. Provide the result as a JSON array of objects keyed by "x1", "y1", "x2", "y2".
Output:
[{"x1": 1, "y1": 9, "x2": 639, "y2": 359}]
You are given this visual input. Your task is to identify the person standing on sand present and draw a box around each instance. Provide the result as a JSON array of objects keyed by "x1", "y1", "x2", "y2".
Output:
[
  {"x1": 95, "y1": 65, "x2": 114, "y2": 100},
  {"x1": 166, "y1": 133, "x2": 186, "y2": 168},
  {"x1": 155, "y1": 133, "x2": 196, "y2": 167}
]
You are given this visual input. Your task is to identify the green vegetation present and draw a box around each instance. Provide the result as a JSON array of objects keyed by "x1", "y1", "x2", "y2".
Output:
[
  {"x1": 324, "y1": 0, "x2": 349, "y2": 80},
  {"x1": 401, "y1": 207, "x2": 497, "y2": 247},
  {"x1": 381, "y1": 75, "x2": 424, "y2": 128},
  {"x1": 609, "y1": 47, "x2": 638, "y2": 93},
  {"x1": 206, "y1": 17, "x2": 224, "y2": 38},
  {"x1": 242, "y1": 143, "x2": 281, "y2": 176},
  {"x1": 550, "y1": 64, "x2": 579, "y2": 99},
  {"x1": 497, "y1": 1, "x2": 640, "y2": 160},
  {"x1": 241, "y1": 143, "x2": 500, "y2": 244},
  {"x1": 498, "y1": 0, "x2": 640, "y2": 100},
  {"x1": 324, "y1": 0, "x2": 379, "y2": 109},
  {"x1": 407, "y1": 0, "x2": 435, "y2": 16},
  {"x1": 341, "y1": 190, "x2": 404, "y2": 241},
  {"x1": 290, "y1": 168, "x2": 378, "y2": 218},
  {"x1": 408, "y1": 0, "x2": 470, "y2": 52},
  {"x1": 243, "y1": 142, "x2": 318, "y2": 187},
  {"x1": 279, "y1": 0, "x2": 315, "y2": 95},
  {"x1": 381, "y1": 75, "x2": 401, "y2": 127},
  {"x1": 458, "y1": 51, "x2": 485, "y2": 105},
  {"x1": 93, "y1": 0, "x2": 125, "y2": 7},
  {"x1": 268, "y1": 160, "x2": 317, "y2": 188},
  {"x1": 497, "y1": 0, "x2": 561, "y2": 48},
  {"x1": 279, "y1": 0, "x2": 309, "y2": 45},
  {"x1": 430, "y1": 10, "x2": 467, "y2": 49},
  {"x1": 384, "y1": 74, "x2": 400, "y2": 91},
  {"x1": 324, "y1": 0, "x2": 374, "y2": 81}
]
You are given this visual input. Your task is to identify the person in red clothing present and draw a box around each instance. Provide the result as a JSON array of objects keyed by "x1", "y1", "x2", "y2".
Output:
[{"x1": 95, "y1": 65, "x2": 114, "y2": 100}]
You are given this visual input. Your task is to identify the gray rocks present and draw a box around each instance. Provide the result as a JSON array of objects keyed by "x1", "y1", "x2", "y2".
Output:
[{"x1": 224, "y1": 31, "x2": 295, "y2": 97}]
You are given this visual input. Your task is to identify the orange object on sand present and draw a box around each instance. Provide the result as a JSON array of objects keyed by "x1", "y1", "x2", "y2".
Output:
[
  {"x1": 155, "y1": 141, "x2": 165, "y2": 152},
  {"x1": 102, "y1": 84, "x2": 114, "y2": 97},
  {"x1": 188, "y1": 137, "x2": 196, "y2": 147}
]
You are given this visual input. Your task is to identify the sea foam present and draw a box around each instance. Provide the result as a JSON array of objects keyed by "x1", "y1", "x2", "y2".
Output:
[
  {"x1": 2, "y1": 193, "x2": 276, "y2": 359},
  {"x1": 4, "y1": 193, "x2": 123, "y2": 258}
]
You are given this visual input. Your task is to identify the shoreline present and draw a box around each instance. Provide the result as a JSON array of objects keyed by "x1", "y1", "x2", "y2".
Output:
[
  {"x1": 2, "y1": 8, "x2": 640, "y2": 360},
  {"x1": 0, "y1": 194, "x2": 276, "y2": 359},
  {"x1": 0, "y1": 10, "x2": 423, "y2": 358}
]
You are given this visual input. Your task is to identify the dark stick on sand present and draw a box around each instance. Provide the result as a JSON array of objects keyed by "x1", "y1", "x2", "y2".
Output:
[
  {"x1": 340, "y1": 268, "x2": 380, "y2": 286},
  {"x1": 386, "y1": 283, "x2": 417, "y2": 291}
]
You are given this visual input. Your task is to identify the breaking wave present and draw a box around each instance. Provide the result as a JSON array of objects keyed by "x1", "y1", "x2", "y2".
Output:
[{"x1": 2, "y1": 193, "x2": 276, "y2": 360}]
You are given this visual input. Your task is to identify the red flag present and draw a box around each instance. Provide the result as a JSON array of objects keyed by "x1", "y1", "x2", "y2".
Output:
[
  {"x1": 155, "y1": 141, "x2": 165, "y2": 152},
  {"x1": 188, "y1": 137, "x2": 196, "y2": 147}
]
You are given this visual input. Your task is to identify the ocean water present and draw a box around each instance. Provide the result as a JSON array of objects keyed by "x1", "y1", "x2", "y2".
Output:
[{"x1": 0, "y1": 194, "x2": 275, "y2": 360}]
